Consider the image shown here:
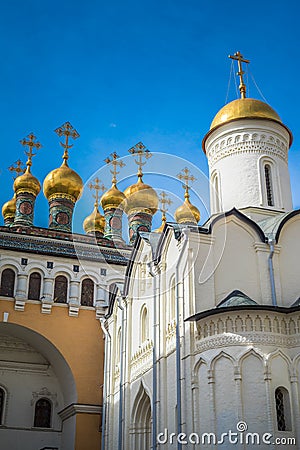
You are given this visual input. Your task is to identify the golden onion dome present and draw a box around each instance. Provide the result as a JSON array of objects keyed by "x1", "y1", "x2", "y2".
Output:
[
  {"x1": 124, "y1": 177, "x2": 158, "y2": 215},
  {"x1": 202, "y1": 97, "x2": 293, "y2": 151},
  {"x1": 43, "y1": 160, "x2": 83, "y2": 203},
  {"x1": 210, "y1": 98, "x2": 282, "y2": 130},
  {"x1": 83, "y1": 206, "x2": 105, "y2": 234},
  {"x1": 14, "y1": 167, "x2": 41, "y2": 197},
  {"x1": 101, "y1": 183, "x2": 125, "y2": 211},
  {"x1": 2, "y1": 196, "x2": 16, "y2": 221},
  {"x1": 175, "y1": 197, "x2": 200, "y2": 225}
]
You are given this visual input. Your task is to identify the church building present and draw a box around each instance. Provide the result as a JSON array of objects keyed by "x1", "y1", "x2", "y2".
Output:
[{"x1": 0, "y1": 52, "x2": 299, "y2": 450}]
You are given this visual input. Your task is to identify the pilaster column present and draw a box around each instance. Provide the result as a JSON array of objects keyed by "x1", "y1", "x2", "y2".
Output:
[
  {"x1": 14, "y1": 273, "x2": 28, "y2": 311},
  {"x1": 69, "y1": 280, "x2": 80, "y2": 317},
  {"x1": 41, "y1": 277, "x2": 54, "y2": 314}
]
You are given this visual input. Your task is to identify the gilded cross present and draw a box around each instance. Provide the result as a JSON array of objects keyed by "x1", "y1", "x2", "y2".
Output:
[
  {"x1": 104, "y1": 152, "x2": 125, "y2": 185},
  {"x1": 88, "y1": 177, "x2": 106, "y2": 208},
  {"x1": 159, "y1": 191, "x2": 172, "y2": 215},
  {"x1": 128, "y1": 142, "x2": 151, "y2": 178},
  {"x1": 8, "y1": 159, "x2": 26, "y2": 179},
  {"x1": 159, "y1": 191, "x2": 172, "y2": 224},
  {"x1": 20, "y1": 133, "x2": 42, "y2": 169},
  {"x1": 54, "y1": 121, "x2": 80, "y2": 162},
  {"x1": 177, "y1": 167, "x2": 196, "y2": 199},
  {"x1": 229, "y1": 51, "x2": 250, "y2": 99}
]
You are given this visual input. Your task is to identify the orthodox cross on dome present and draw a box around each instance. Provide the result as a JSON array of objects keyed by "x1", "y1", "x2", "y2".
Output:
[
  {"x1": 159, "y1": 191, "x2": 172, "y2": 224},
  {"x1": 104, "y1": 151, "x2": 125, "y2": 185},
  {"x1": 8, "y1": 159, "x2": 26, "y2": 179},
  {"x1": 54, "y1": 121, "x2": 80, "y2": 163},
  {"x1": 20, "y1": 133, "x2": 42, "y2": 171},
  {"x1": 88, "y1": 177, "x2": 106, "y2": 208},
  {"x1": 177, "y1": 167, "x2": 196, "y2": 200},
  {"x1": 128, "y1": 142, "x2": 151, "y2": 179},
  {"x1": 229, "y1": 51, "x2": 250, "y2": 99}
]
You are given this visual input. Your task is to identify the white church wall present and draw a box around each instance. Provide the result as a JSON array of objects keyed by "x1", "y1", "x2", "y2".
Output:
[
  {"x1": 277, "y1": 215, "x2": 300, "y2": 306},
  {"x1": 212, "y1": 218, "x2": 262, "y2": 305}
]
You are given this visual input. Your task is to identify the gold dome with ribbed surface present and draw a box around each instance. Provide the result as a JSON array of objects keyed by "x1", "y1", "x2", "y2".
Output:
[
  {"x1": 2, "y1": 196, "x2": 16, "y2": 221},
  {"x1": 210, "y1": 98, "x2": 282, "y2": 130},
  {"x1": 14, "y1": 167, "x2": 41, "y2": 197},
  {"x1": 43, "y1": 160, "x2": 83, "y2": 203},
  {"x1": 175, "y1": 197, "x2": 200, "y2": 225},
  {"x1": 101, "y1": 183, "x2": 125, "y2": 211},
  {"x1": 124, "y1": 177, "x2": 158, "y2": 215},
  {"x1": 83, "y1": 206, "x2": 105, "y2": 234}
]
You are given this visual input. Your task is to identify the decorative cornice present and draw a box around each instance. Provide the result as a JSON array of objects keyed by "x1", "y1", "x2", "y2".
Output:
[
  {"x1": 58, "y1": 403, "x2": 102, "y2": 421},
  {"x1": 0, "y1": 229, "x2": 130, "y2": 265}
]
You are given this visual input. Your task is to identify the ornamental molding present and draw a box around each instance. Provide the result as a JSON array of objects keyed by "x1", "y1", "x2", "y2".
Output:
[
  {"x1": 195, "y1": 332, "x2": 300, "y2": 353},
  {"x1": 130, "y1": 339, "x2": 153, "y2": 381},
  {"x1": 31, "y1": 387, "x2": 58, "y2": 406},
  {"x1": 58, "y1": 403, "x2": 102, "y2": 421},
  {"x1": 195, "y1": 311, "x2": 300, "y2": 351},
  {"x1": 0, "y1": 360, "x2": 49, "y2": 374},
  {"x1": 0, "y1": 230, "x2": 130, "y2": 265},
  {"x1": 206, "y1": 131, "x2": 288, "y2": 166}
]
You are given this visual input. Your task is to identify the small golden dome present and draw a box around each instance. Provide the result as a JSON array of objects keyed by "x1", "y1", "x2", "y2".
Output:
[
  {"x1": 83, "y1": 206, "x2": 105, "y2": 234},
  {"x1": 210, "y1": 98, "x2": 282, "y2": 130},
  {"x1": 43, "y1": 161, "x2": 83, "y2": 203},
  {"x1": 14, "y1": 167, "x2": 41, "y2": 197},
  {"x1": 101, "y1": 183, "x2": 125, "y2": 211},
  {"x1": 124, "y1": 177, "x2": 158, "y2": 215},
  {"x1": 2, "y1": 196, "x2": 16, "y2": 220},
  {"x1": 175, "y1": 198, "x2": 200, "y2": 225}
]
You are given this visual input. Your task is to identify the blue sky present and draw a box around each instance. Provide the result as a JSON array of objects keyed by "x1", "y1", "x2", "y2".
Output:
[{"x1": 1, "y1": 0, "x2": 300, "y2": 233}]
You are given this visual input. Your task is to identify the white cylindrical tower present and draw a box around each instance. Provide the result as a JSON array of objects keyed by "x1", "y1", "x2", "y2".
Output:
[{"x1": 202, "y1": 98, "x2": 293, "y2": 215}]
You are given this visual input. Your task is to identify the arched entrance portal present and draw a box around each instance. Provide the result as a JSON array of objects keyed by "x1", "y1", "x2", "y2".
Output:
[
  {"x1": 0, "y1": 322, "x2": 77, "y2": 450},
  {"x1": 131, "y1": 383, "x2": 152, "y2": 450}
]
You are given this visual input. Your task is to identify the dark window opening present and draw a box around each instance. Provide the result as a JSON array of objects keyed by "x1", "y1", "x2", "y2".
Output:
[
  {"x1": 54, "y1": 275, "x2": 68, "y2": 303},
  {"x1": 34, "y1": 398, "x2": 51, "y2": 428},
  {"x1": 28, "y1": 272, "x2": 41, "y2": 300},
  {"x1": 0, "y1": 268, "x2": 15, "y2": 297},
  {"x1": 81, "y1": 278, "x2": 94, "y2": 306},
  {"x1": 265, "y1": 164, "x2": 274, "y2": 207},
  {"x1": 0, "y1": 388, "x2": 5, "y2": 425},
  {"x1": 275, "y1": 387, "x2": 291, "y2": 431}
]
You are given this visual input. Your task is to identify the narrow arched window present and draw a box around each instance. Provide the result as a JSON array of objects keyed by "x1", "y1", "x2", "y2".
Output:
[
  {"x1": 211, "y1": 172, "x2": 221, "y2": 213},
  {"x1": 0, "y1": 268, "x2": 15, "y2": 297},
  {"x1": 28, "y1": 272, "x2": 41, "y2": 300},
  {"x1": 275, "y1": 387, "x2": 292, "y2": 431},
  {"x1": 264, "y1": 164, "x2": 274, "y2": 206},
  {"x1": 81, "y1": 278, "x2": 94, "y2": 306},
  {"x1": 141, "y1": 306, "x2": 149, "y2": 343},
  {"x1": 54, "y1": 275, "x2": 68, "y2": 303},
  {"x1": 167, "y1": 278, "x2": 176, "y2": 325},
  {"x1": 116, "y1": 327, "x2": 122, "y2": 363},
  {"x1": 34, "y1": 398, "x2": 51, "y2": 428},
  {"x1": 0, "y1": 388, "x2": 5, "y2": 425}
]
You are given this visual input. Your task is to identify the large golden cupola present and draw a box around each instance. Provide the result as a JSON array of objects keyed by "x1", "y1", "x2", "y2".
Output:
[
  {"x1": 43, "y1": 122, "x2": 83, "y2": 233},
  {"x1": 123, "y1": 142, "x2": 158, "y2": 243},
  {"x1": 202, "y1": 51, "x2": 293, "y2": 215}
]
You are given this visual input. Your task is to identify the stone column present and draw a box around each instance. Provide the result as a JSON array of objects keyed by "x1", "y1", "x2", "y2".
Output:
[
  {"x1": 69, "y1": 280, "x2": 80, "y2": 317},
  {"x1": 15, "y1": 273, "x2": 28, "y2": 311},
  {"x1": 41, "y1": 277, "x2": 54, "y2": 314}
]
